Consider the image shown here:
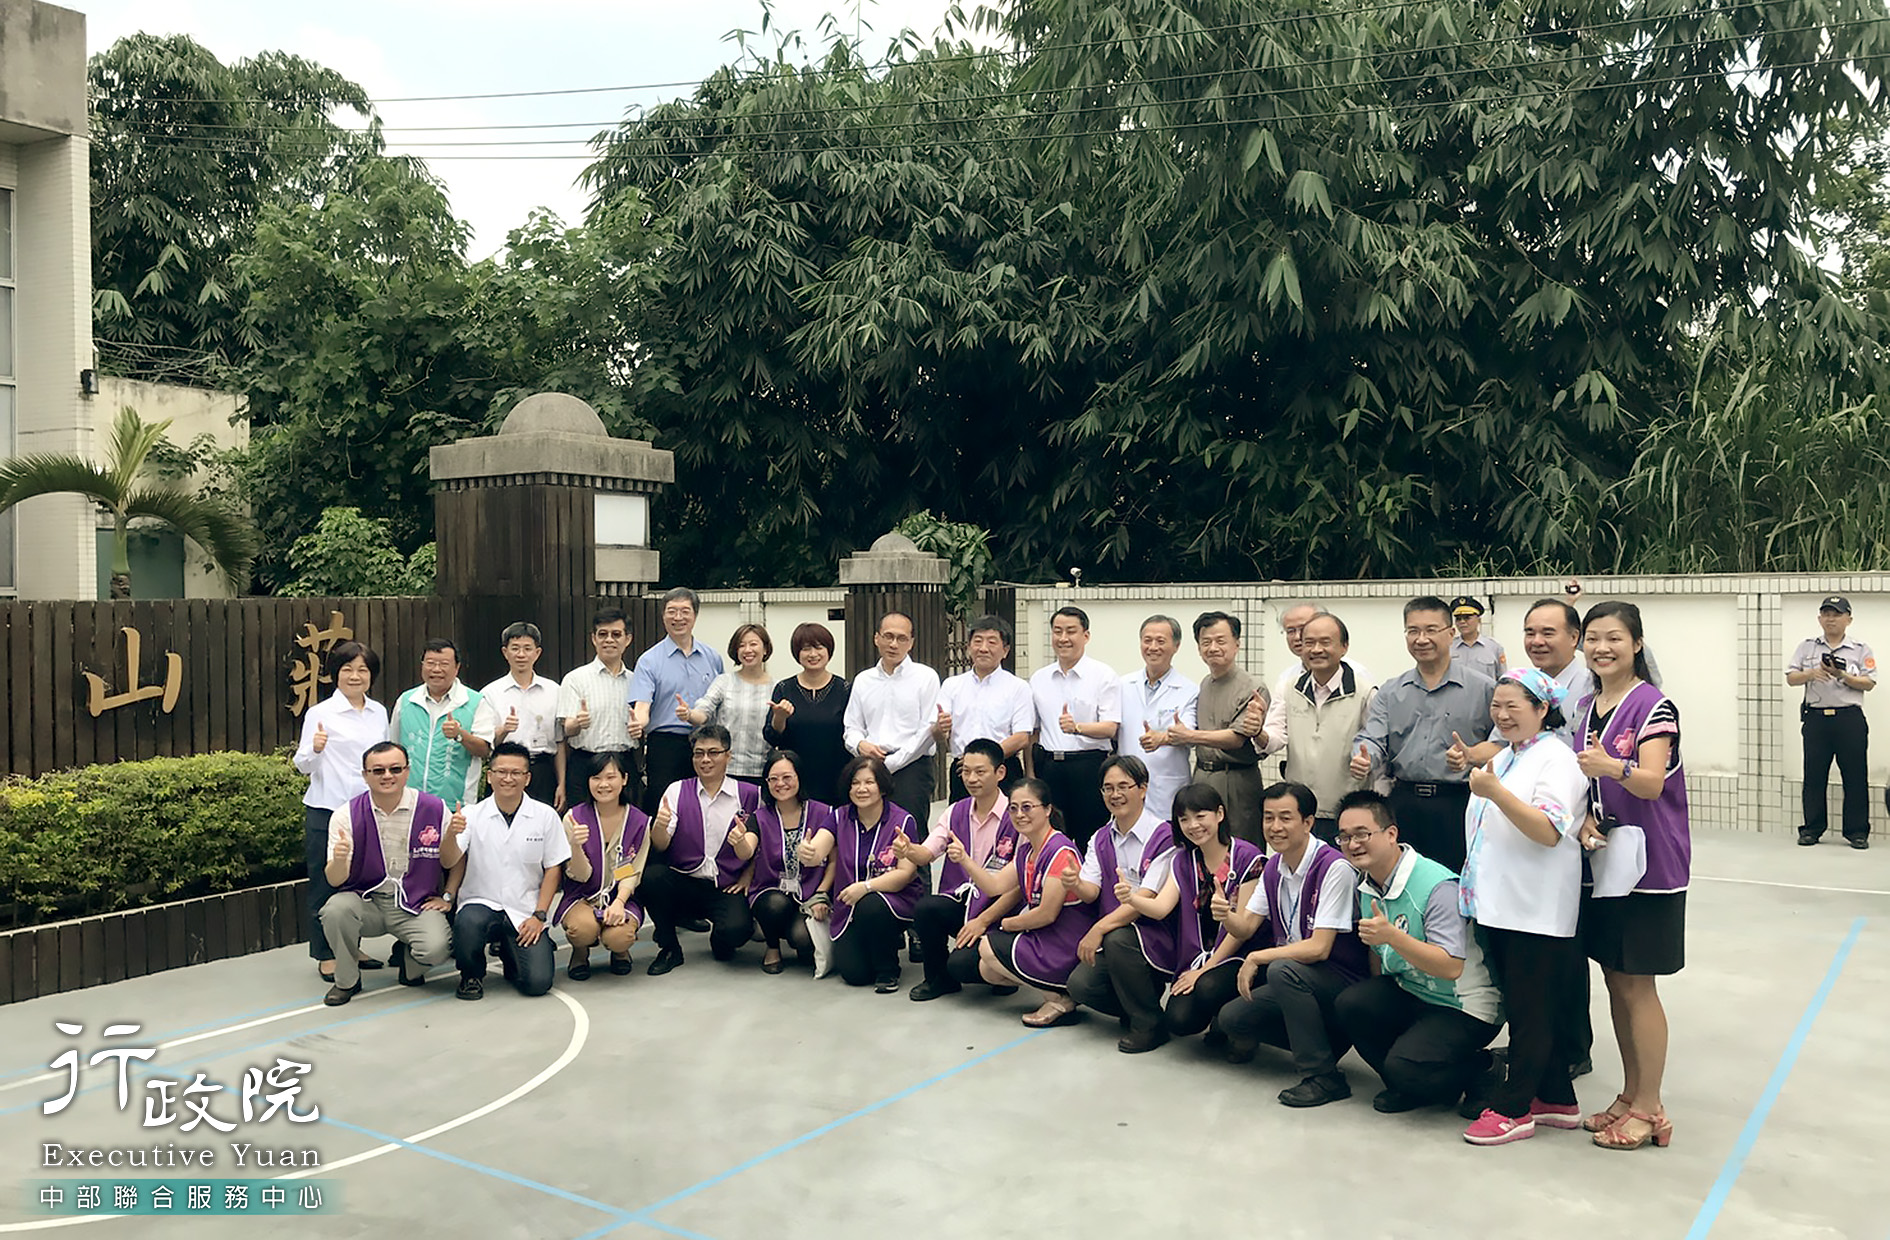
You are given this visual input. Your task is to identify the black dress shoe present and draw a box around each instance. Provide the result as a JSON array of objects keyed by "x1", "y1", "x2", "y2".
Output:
[
  {"x1": 647, "y1": 948, "x2": 685, "y2": 976},
  {"x1": 761, "y1": 958, "x2": 786, "y2": 975},
  {"x1": 1798, "y1": 830, "x2": 1821, "y2": 846},
  {"x1": 909, "y1": 980, "x2": 961, "y2": 1002},
  {"x1": 1117, "y1": 1029, "x2": 1170, "y2": 1054},
  {"x1": 1850, "y1": 836, "x2": 1871, "y2": 850},
  {"x1": 1568, "y1": 1056, "x2": 1593, "y2": 1079},
  {"x1": 323, "y1": 982, "x2": 362, "y2": 1007},
  {"x1": 1279, "y1": 1072, "x2": 1351, "y2": 1108},
  {"x1": 1373, "y1": 1088, "x2": 1422, "y2": 1113},
  {"x1": 907, "y1": 932, "x2": 926, "y2": 964},
  {"x1": 609, "y1": 953, "x2": 634, "y2": 975},
  {"x1": 455, "y1": 977, "x2": 484, "y2": 1001},
  {"x1": 681, "y1": 917, "x2": 712, "y2": 934}
]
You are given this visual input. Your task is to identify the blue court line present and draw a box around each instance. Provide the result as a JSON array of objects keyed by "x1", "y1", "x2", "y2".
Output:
[
  {"x1": 1684, "y1": 916, "x2": 1865, "y2": 1240},
  {"x1": 0, "y1": 992, "x2": 448, "y2": 1119},
  {"x1": 561, "y1": 1031, "x2": 1045, "y2": 1240}
]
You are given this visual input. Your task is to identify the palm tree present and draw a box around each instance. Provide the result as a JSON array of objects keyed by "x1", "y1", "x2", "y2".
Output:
[{"x1": 0, "y1": 405, "x2": 256, "y2": 598}]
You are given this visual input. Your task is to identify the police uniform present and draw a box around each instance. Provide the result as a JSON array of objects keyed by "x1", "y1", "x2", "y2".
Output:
[
  {"x1": 1447, "y1": 596, "x2": 1506, "y2": 685},
  {"x1": 1789, "y1": 596, "x2": 1877, "y2": 848}
]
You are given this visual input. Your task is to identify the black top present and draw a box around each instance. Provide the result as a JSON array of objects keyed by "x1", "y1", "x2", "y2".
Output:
[{"x1": 762, "y1": 675, "x2": 853, "y2": 807}]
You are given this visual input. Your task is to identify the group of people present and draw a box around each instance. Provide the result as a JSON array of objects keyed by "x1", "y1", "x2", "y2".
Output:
[{"x1": 293, "y1": 587, "x2": 1692, "y2": 1151}]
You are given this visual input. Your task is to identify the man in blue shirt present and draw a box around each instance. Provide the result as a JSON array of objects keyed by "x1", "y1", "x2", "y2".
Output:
[{"x1": 630, "y1": 587, "x2": 726, "y2": 816}]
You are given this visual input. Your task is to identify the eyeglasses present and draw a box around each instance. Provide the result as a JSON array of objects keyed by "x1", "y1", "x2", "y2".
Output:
[
  {"x1": 1335, "y1": 827, "x2": 1386, "y2": 845},
  {"x1": 765, "y1": 773, "x2": 797, "y2": 786},
  {"x1": 1404, "y1": 626, "x2": 1451, "y2": 639},
  {"x1": 692, "y1": 748, "x2": 729, "y2": 759},
  {"x1": 489, "y1": 768, "x2": 529, "y2": 780},
  {"x1": 1100, "y1": 782, "x2": 1138, "y2": 795},
  {"x1": 364, "y1": 764, "x2": 408, "y2": 776},
  {"x1": 1010, "y1": 801, "x2": 1044, "y2": 814}
]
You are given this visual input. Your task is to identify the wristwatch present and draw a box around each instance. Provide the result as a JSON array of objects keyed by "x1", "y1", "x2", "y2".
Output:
[{"x1": 533, "y1": 908, "x2": 550, "y2": 922}]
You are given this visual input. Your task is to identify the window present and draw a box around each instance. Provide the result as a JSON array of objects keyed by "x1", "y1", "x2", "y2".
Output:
[{"x1": 0, "y1": 186, "x2": 14, "y2": 590}]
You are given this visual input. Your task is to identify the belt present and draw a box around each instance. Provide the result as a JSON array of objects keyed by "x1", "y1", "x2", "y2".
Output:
[
  {"x1": 1195, "y1": 756, "x2": 1256, "y2": 772},
  {"x1": 1034, "y1": 747, "x2": 1106, "y2": 762},
  {"x1": 1813, "y1": 705, "x2": 1861, "y2": 715},
  {"x1": 1394, "y1": 780, "x2": 1469, "y2": 798}
]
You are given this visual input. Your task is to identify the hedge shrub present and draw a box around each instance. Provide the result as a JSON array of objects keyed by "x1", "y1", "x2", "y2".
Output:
[{"x1": 0, "y1": 752, "x2": 306, "y2": 920}]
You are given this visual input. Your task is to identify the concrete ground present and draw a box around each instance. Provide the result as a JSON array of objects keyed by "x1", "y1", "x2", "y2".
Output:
[{"x1": 0, "y1": 828, "x2": 1881, "y2": 1240}]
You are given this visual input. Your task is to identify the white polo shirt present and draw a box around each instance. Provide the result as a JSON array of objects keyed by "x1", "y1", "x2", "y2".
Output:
[
  {"x1": 1030, "y1": 656, "x2": 1121, "y2": 752},
  {"x1": 457, "y1": 796, "x2": 571, "y2": 925},
  {"x1": 1243, "y1": 845, "x2": 1359, "y2": 942},
  {"x1": 474, "y1": 673, "x2": 563, "y2": 756}
]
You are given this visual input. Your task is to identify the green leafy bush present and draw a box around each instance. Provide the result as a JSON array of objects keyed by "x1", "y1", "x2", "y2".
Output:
[
  {"x1": 280, "y1": 506, "x2": 434, "y2": 597},
  {"x1": 0, "y1": 752, "x2": 306, "y2": 921}
]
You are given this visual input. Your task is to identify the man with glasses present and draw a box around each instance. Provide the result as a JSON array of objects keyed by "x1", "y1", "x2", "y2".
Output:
[
  {"x1": 442, "y1": 742, "x2": 569, "y2": 1001},
  {"x1": 1349, "y1": 595, "x2": 1494, "y2": 873},
  {"x1": 844, "y1": 611, "x2": 942, "y2": 833},
  {"x1": 1280, "y1": 611, "x2": 1375, "y2": 840},
  {"x1": 641, "y1": 724, "x2": 762, "y2": 975},
  {"x1": 1331, "y1": 790, "x2": 1503, "y2": 1113},
  {"x1": 630, "y1": 587, "x2": 726, "y2": 816},
  {"x1": 560, "y1": 608, "x2": 642, "y2": 810},
  {"x1": 316, "y1": 742, "x2": 454, "y2": 1005}
]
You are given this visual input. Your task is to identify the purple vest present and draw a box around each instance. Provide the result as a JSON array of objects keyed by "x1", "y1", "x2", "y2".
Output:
[
  {"x1": 749, "y1": 799, "x2": 836, "y2": 905},
  {"x1": 559, "y1": 801, "x2": 651, "y2": 907},
  {"x1": 666, "y1": 778, "x2": 762, "y2": 889},
  {"x1": 1091, "y1": 819, "x2": 1176, "y2": 917},
  {"x1": 1579, "y1": 682, "x2": 1691, "y2": 893},
  {"x1": 937, "y1": 797, "x2": 1019, "y2": 918},
  {"x1": 1260, "y1": 842, "x2": 1369, "y2": 981},
  {"x1": 1144, "y1": 838, "x2": 1264, "y2": 975},
  {"x1": 828, "y1": 802, "x2": 920, "y2": 937},
  {"x1": 341, "y1": 792, "x2": 447, "y2": 914}
]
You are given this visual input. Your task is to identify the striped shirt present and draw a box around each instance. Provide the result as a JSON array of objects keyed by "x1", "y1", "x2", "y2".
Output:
[{"x1": 558, "y1": 660, "x2": 638, "y2": 752}]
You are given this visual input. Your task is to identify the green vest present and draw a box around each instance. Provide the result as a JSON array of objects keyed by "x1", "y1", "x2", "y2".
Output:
[
  {"x1": 1358, "y1": 846, "x2": 1503, "y2": 1026},
  {"x1": 393, "y1": 685, "x2": 483, "y2": 806}
]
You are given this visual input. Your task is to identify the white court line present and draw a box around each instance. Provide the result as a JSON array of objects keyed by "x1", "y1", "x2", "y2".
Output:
[
  {"x1": 1694, "y1": 874, "x2": 1890, "y2": 897},
  {"x1": 0, "y1": 988, "x2": 589, "y2": 1232},
  {"x1": 0, "y1": 970, "x2": 457, "y2": 1097}
]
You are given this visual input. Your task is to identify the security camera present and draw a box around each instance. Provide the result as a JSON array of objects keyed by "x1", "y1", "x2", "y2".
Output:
[
  {"x1": 1069, "y1": 568, "x2": 1084, "y2": 587},
  {"x1": 1565, "y1": 579, "x2": 1583, "y2": 597}
]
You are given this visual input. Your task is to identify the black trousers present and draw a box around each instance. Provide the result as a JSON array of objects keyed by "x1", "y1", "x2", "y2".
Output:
[
  {"x1": 1482, "y1": 925, "x2": 1582, "y2": 1118},
  {"x1": 304, "y1": 807, "x2": 337, "y2": 962},
  {"x1": 912, "y1": 894, "x2": 971, "y2": 988},
  {"x1": 1389, "y1": 782, "x2": 1472, "y2": 874},
  {"x1": 832, "y1": 893, "x2": 906, "y2": 986},
  {"x1": 641, "y1": 732, "x2": 693, "y2": 817},
  {"x1": 1163, "y1": 963, "x2": 1243, "y2": 1037},
  {"x1": 752, "y1": 889, "x2": 812, "y2": 951},
  {"x1": 566, "y1": 747, "x2": 643, "y2": 815},
  {"x1": 526, "y1": 751, "x2": 560, "y2": 807},
  {"x1": 452, "y1": 903, "x2": 555, "y2": 997},
  {"x1": 640, "y1": 855, "x2": 753, "y2": 958},
  {"x1": 1066, "y1": 926, "x2": 1166, "y2": 1036},
  {"x1": 1033, "y1": 748, "x2": 1109, "y2": 849},
  {"x1": 890, "y1": 760, "x2": 937, "y2": 899},
  {"x1": 1218, "y1": 958, "x2": 1355, "y2": 1078},
  {"x1": 1336, "y1": 975, "x2": 1501, "y2": 1105},
  {"x1": 1803, "y1": 705, "x2": 1870, "y2": 841}
]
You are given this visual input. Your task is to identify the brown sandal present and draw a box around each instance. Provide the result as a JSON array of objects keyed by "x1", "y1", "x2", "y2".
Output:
[
  {"x1": 1582, "y1": 1093, "x2": 1631, "y2": 1133},
  {"x1": 1593, "y1": 1109, "x2": 1672, "y2": 1150}
]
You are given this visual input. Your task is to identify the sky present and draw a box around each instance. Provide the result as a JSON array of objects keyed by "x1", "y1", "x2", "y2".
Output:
[{"x1": 79, "y1": 0, "x2": 986, "y2": 256}]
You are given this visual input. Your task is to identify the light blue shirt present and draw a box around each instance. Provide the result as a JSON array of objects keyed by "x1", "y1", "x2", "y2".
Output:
[{"x1": 629, "y1": 636, "x2": 726, "y2": 735}]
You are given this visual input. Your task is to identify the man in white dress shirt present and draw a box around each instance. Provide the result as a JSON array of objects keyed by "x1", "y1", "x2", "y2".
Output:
[
  {"x1": 843, "y1": 611, "x2": 942, "y2": 831},
  {"x1": 1029, "y1": 605, "x2": 1121, "y2": 848},
  {"x1": 934, "y1": 615, "x2": 1035, "y2": 801},
  {"x1": 474, "y1": 621, "x2": 565, "y2": 809},
  {"x1": 441, "y1": 742, "x2": 569, "y2": 1001},
  {"x1": 1118, "y1": 615, "x2": 1199, "y2": 824}
]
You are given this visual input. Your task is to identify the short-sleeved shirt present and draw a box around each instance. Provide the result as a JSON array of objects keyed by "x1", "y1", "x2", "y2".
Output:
[
  {"x1": 1080, "y1": 808, "x2": 1169, "y2": 889},
  {"x1": 660, "y1": 778, "x2": 747, "y2": 881},
  {"x1": 558, "y1": 660, "x2": 638, "y2": 752},
  {"x1": 1030, "y1": 656, "x2": 1121, "y2": 752},
  {"x1": 325, "y1": 788, "x2": 418, "y2": 889},
  {"x1": 629, "y1": 637, "x2": 726, "y2": 736},
  {"x1": 457, "y1": 796, "x2": 572, "y2": 925},
  {"x1": 1789, "y1": 635, "x2": 1878, "y2": 709},
  {"x1": 695, "y1": 671, "x2": 775, "y2": 777},
  {"x1": 1117, "y1": 668, "x2": 1199, "y2": 821},
  {"x1": 473, "y1": 673, "x2": 562, "y2": 756},
  {"x1": 1243, "y1": 847, "x2": 1358, "y2": 941},
  {"x1": 935, "y1": 668, "x2": 1035, "y2": 757},
  {"x1": 1459, "y1": 734, "x2": 1586, "y2": 936},
  {"x1": 1449, "y1": 636, "x2": 1506, "y2": 684}
]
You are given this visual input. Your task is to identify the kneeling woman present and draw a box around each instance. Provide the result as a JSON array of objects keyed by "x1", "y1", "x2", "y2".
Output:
[
  {"x1": 1121, "y1": 782, "x2": 1264, "y2": 1039},
  {"x1": 748, "y1": 748, "x2": 836, "y2": 973},
  {"x1": 830, "y1": 756, "x2": 922, "y2": 992},
  {"x1": 975, "y1": 778, "x2": 1098, "y2": 1028},
  {"x1": 555, "y1": 751, "x2": 650, "y2": 979}
]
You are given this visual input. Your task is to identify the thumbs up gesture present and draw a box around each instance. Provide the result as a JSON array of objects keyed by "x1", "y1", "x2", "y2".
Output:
[
  {"x1": 1358, "y1": 898, "x2": 1394, "y2": 947},
  {"x1": 448, "y1": 801, "x2": 467, "y2": 838},
  {"x1": 1349, "y1": 743, "x2": 1373, "y2": 780},
  {"x1": 1058, "y1": 859, "x2": 1082, "y2": 893},
  {"x1": 1113, "y1": 876, "x2": 1135, "y2": 905},
  {"x1": 441, "y1": 713, "x2": 462, "y2": 740},
  {"x1": 1466, "y1": 759, "x2": 1499, "y2": 799},
  {"x1": 1445, "y1": 731, "x2": 1470, "y2": 772},
  {"x1": 312, "y1": 721, "x2": 329, "y2": 754},
  {"x1": 1139, "y1": 717, "x2": 1162, "y2": 752},
  {"x1": 568, "y1": 697, "x2": 591, "y2": 733},
  {"x1": 1059, "y1": 702, "x2": 1078, "y2": 735},
  {"x1": 568, "y1": 816, "x2": 590, "y2": 848},
  {"x1": 1209, "y1": 887, "x2": 1233, "y2": 923},
  {"x1": 498, "y1": 706, "x2": 519, "y2": 741},
  {"x1": 332, "y1": 821, "x2": 353, "y2": 861},
  {"x1": 674, "y1": 692, "x2": 692, "y2": 723},
  {"x1": 772, "y1": 698, "x2": 795, "y2": 722},
  {"x1": 932, "y1": 704, "x2": 951, "y2": 739},
  {"x1": 727, "y1": 815, "x2": 749, "y2": 848},
  {"x1": 944, "y1": 835, "x2": 968, "y2": 866},
  {"x1": 1239, "y1": 689, "x2": 1267, "y2": 734},
  {"x1": 890, "y1": 827, "x2": 914, "y2": 862}
]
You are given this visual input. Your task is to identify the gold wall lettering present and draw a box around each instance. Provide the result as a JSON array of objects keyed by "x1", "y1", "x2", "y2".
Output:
[
  {"x1": 288, "y1": 612, "x2": 355, "y2": 717},
  {"x1": 84, "y1": 628, "x2": 183, "y2": 717}
]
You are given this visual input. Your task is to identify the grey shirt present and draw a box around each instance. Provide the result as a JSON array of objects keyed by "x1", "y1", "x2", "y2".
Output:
[{"x1": 1353, "y1": 662, "x2": 1496, "y2": 783}]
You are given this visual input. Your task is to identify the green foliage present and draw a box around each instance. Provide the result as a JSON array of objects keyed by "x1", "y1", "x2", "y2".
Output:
[
  {"x1": 281, "y1": 506, "x2": 435, "y2": 597},
  {"x1": 895, "y1": 511, "x2": 995, "y2": 619},
  {"x1": 0, "y1": 752, "x2": 306, "y2": 920},
  {"x1": 90, "y1": 34, "x2": 383, "y2": 383},
  {"x1": 0, "y1": 406, "x2": 256, "y2": 596}
]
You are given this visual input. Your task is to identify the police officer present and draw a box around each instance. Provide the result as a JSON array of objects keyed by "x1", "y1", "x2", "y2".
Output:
[
  {"x1": 1447, "y1": 596, "x2": 1506, "y2": 685},
  {"x1": 1788, "y1": 596, "x2": 1877, "y2": 849}
]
